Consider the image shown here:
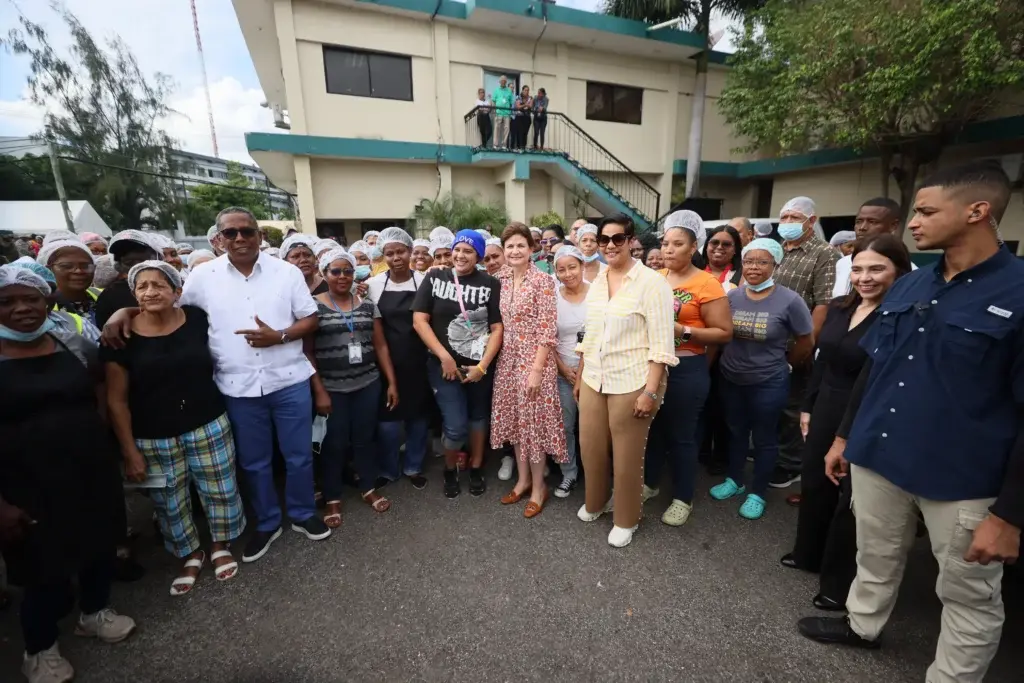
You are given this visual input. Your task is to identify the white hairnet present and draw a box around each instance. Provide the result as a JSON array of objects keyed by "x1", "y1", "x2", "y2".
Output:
[
  {"x1": 109, "y1": 230, "x2": 160, "y2": 256},
  {"x1": 662, "y1": 210, "x2": 707, "y2": 251},
  {"x1": 42, "y1": 230, "x2": 80, "y2": 246},
  {"x1": 475, "y1": 229, "x2": 492, "y2": 239},
  {"x1": 260, "y1": 240, "x2": 271, "y2": 251},
  {"x1": 206, "y1": 225, "x2": 219, "y2": 240},
  {"x1": 743, "y1": 237, "x2": 784, "y2": 265},
  {"x1": 554, "y1": 245, "x2": 584, "y2": 263},
  {"x1": 187, "y1": 249, "x2": 215, "y2": 267},
  {"x1": 176, "y1": 243, "x2": 194, "y2": 254},
  {"x1": 148, "y1": 233, "x2": 176, "y2": 250},
  {"x1": 781, "y1": 196, "x2": 817, "y2": 219},
  {"x1": 413, "y1": 238, "x2": 431, "y2": 249},
  {"x1": 378, "y1": 227, "x2": 413, "y2": 250},
  {"x1": 754, "y1": 221, "x2": 774, "y2": 237},
  {"x1": 429, "y1": 227, "x2": 454, "y2": 242},
  {"x1": 36, "y1": 238, "x2": 92, "y2": 266},
  {"x1": 128, "y1": 259, "x2": 183, "y2": 291},
  {"x1": 364, "y1": 230, "x2": 381, "y2": 240},
  {"x1": 311, "y1": 238, "x2": 338, "y2": 254},
  {"x1": 318, "y1": 248, "x2": 357, "y2": 273},
  {"x1": 280, "y1": 233, "x2": 317, "y2": 260},
  {"x1": 92, "y1": 254, "x2": 119, "y2": 289},
  {"x1": 266, "y1": 247, "x2": 280, "y2": 258},
  {"x1": 485, "y1": 237, "x2": 502, "y2": 248},
  {"x1": 80, "y1": 232, "x2": 106, "y2": 246},
  {"x1": 348, "y1": 240, "x2": 370, "y2": 256},
  {"x1": 529, "y1": 226, "x2": 542, "y2": 236},
  {"x1": 429, "y1": 235, "x2": 454, "y2": 256},
  {"x1": 829, "y1": 230, "x2": 857, "y2": 247},
  {"x1": 0, "y1": 264, "x2": 50, "y2": 297},
  {"x1": 577, "y1": 223, "x2": 598, "y2": 238}
]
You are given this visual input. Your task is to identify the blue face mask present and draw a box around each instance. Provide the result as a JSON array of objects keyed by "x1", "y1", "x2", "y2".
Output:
[
  {"x1": 582, "y1": 252, "x2": 601, "y2": 263},
  {"x1": 354, "y1": 265, "x2": 372, "y2": 281},
  {"x1": 0, "y1": 317, "x2": 56, "y2": 342},
  {"x1": 747, "y1": 277, "x2": 775, "y2": 292},
  {"x1": 777, "y1": 222, "x2": 805, "y2": 241},
  {"x1": 369, "y1": 246, "x2": 383, "y2": 261}
]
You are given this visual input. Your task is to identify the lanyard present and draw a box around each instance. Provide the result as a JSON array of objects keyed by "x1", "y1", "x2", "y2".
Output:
[
  {"x1": 328, "y1": 292, "x2": 355, "y2": 334},
  {"x1": 451, "y1": 270, "x2": 472, "y2": 329},
  {"x1": 705, "y1": 265, "x2": 731, "y2": 284}
]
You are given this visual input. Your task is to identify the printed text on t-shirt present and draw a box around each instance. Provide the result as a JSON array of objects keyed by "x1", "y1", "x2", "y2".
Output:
[
  {"x1": 431, "y1": 278, "x2": 492, "y2": 305},
  {"x1": 733, "y1": 310, "x2": 769, "y2": 342}
]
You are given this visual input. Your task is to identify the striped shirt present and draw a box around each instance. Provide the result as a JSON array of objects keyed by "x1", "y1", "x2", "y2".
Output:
[
  {"x1": 313, "y1": 298, "x2": 380, "y2": 393},
  {"x1": 578, "y1": 260, "x2": 678, "y2": 394}
]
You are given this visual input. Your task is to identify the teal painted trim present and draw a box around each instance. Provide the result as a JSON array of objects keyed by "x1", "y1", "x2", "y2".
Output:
[
  {"x1": 245, "y1": 133, "x2": 474, "y2": 163},
  {"x1": 954, "y1": 115, "x2": 1024, "y2": 144},
  {"x1": 673, "y1": 159, "x2": 740, "y2": 178},
  {"x1": 355, "y1": 0, "x2": 466, "y2": 19},
  {"x1": 514, "y1": 155, "x2": 531, "y2": 180},
  {"x1": 736, "y1": 147, "x2": 866, "y2": 178},
  {"x1": 702, "y1": 50, "x2": 731, "y2": 66}
]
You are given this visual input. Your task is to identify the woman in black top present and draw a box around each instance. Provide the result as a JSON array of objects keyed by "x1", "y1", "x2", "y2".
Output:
[
  {"x1": 780, "y1": 235, "x2": 912, "y2": 608},
  {"x1": 281, "y1": 233, "x2": 328, "y2": 295},
  {"x1": 103, "y1": 261, "x2": 245, "y2": 597}
]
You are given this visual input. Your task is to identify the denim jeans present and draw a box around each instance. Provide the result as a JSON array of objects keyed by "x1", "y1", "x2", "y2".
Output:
[
  {"x1": 556, "y1": 376, "x2": 579, "y2": 480},
  {"x1": 719, "y1": 370, "x2": 790, "y2": 496},
  {"x1": 322, "y1": 380, "x2": 381, "y2": 499},
  {"x1": 645, "y1": 355, "x2": 710, "y2": 503},
  {"x1": 224, "y1": 379, "x2": 315, "y2": 532},
  {"x1": 426, "y1": 356, "x2": 493, "y2": 450},
  {"x1": 378, "y1": 418, "x2": 429, "y2": 479},
  {"x1": 21, "y1": 550, "x2": 112, "y2": 654}
]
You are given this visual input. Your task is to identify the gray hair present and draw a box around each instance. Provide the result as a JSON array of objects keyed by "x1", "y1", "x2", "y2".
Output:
[
  {"x1": 127, "y1": 260, "x2": 183, "y2": 291},
  {"x1": 215, "y1": 206, "x2": 258, "y2": 229}
]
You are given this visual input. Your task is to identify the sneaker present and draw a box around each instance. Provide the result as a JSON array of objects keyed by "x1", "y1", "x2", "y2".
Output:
[
  {"x1": 797, "y1": 616, "x2": 879, "y2": 649},
  {"x1": 497, "y1": 456, "x2": 514, "y2": 481},
  {"x1": 554, "y1": 476, "x2": 577, "y2": 498},
  {"x1": 769, "y1": 468, "x2": 801, "y2": 488},
  {"x1": 641, "y1": 484, "x2": 659, "y2": 503},
  {"x1": 608, "y1": 525, "x2": 637, "y2": 548},
  {"x1": 291, "y1": 516, "x2": 332, "y2": 541},
  {"x1": 22, "y1": 644, "x2": 74, "y2": 683},
  {"x1": 74, "y1": 608, "x2": 136, "y2": 643},
  {"x1": 408, "y1": 474, "x2": 428, "y2": 490},
  {"x1": 577, "y1": 498, "x2": 613, "y2": 522},
  {"x1": 242, "y1": 527, "x2": 283, "y2": 563},
  {"x1": 443, "y1": 467, "x2": 460, "y2": 498},
  {"x1": 468, "y1": 467, "x2": 486, "y2": 496}
]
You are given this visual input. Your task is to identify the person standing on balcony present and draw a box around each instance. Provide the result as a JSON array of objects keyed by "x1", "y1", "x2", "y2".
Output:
[
  {"x1": 491, "y1": 75, "x2": 514, "y2": 149},
  {"x1": 475, "y1": 87, "x2": 493, "y2": 148},
  {"x1": 512, "y1": 85, "x2": 534, "y2": 151},
  {"x1": 532, "y1": 88, "x2": 549, "y2": 150}
]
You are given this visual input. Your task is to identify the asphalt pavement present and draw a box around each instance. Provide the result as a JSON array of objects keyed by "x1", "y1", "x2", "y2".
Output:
[{"x1": 1, "y1": 459, "x2": 1021, "y2": 683}]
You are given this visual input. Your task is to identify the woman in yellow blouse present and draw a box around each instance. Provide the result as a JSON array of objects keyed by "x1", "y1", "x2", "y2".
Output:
[{"x1": 573, "y1": 213, "x2": 678, "y2": 548}]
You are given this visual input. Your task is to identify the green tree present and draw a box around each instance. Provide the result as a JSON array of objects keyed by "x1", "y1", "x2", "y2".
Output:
[
  {"x1": 0, "y1": 153, "x2": 94, "y2": 202},
  {"x1": 720, "y1": 0, "x2": 1024, "y2": 227},
  {"x1": 410, "y1": 193, "x2": 509, "y2": 236},
  {"x1": 6, "y1": 4, "x2": 178, "y2": 231},
  {"x1": 603, "y1": 0, "x2": 766, "y2": 198},
  {"x1": 187, "y1": 161, "x2": 271, "y2": 222},
  {"x1": 529, "y1": 210, "x2": 565, "y2": 228}
]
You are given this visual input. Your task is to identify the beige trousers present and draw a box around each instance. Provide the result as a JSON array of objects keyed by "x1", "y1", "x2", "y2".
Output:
[
  {"x1": 847, "y1": 464, "x2": 1004, "y2": 683},
  {"x1": 578, "y1": 383, "x2": 660, "y2": 529}
]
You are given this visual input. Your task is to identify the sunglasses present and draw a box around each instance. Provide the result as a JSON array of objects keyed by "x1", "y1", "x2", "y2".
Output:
[
  {"x1": 540, "y1": 237, "x2": 560, "y2": 246},
  {"x1": 597, "y1": 233, "x2": 629, "y2": 247},
  {"x1": 708, "y1": 239, "x2": 734, "y2": 249},
  {"x1": 328, "y1": 267, "x2": 355, "y2": 277},
  {"x1": 220, "y1": 228, "x2": 259, "y2": 240}
]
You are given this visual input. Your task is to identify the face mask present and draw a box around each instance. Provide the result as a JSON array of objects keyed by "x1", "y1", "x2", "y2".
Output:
[
  {"x1": 0, "y1": 317, "x2": 55, "y2": 342},
  {"x1": 777, "y1": 222, "x2": 805, "y2": 241},
  {"x1": 582, "y1": 252, "x2": 601, "y2": 263},
  {"x1": 747, "y1": 277, "x2": 774, "y2": 293},
  {"x1": 369, "y1": 247, "x2": 383, "y2": 261},
  {"x1": 354, "y1": 265, "x2": 371, "y2": 281}
]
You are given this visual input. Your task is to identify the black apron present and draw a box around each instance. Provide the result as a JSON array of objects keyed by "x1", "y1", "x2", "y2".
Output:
[
  {"x1": 0, "y1": 338, "x2": 122, "y2": 586},
  {"x1": 377, "y1": 272, "x2": 431, "y2": 422}
]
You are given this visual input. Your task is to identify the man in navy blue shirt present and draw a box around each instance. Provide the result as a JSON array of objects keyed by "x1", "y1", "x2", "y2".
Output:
[{"x1": 798, "y1": 160, "x2": 1023, "y2": 683}]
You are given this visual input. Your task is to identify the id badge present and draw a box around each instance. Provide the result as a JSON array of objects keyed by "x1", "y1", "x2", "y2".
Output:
[{"x1": 348, "y1": 343, "x2": 363, "y2": 364}]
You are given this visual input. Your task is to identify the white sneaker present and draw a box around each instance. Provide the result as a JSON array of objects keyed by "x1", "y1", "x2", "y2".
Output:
[
  {"x1": 75, "y1": 608, "x2": 136, "y2": 643},
  {"x1": 642, "y1": 484, "x2": 659, "y2": 503},
  {"x1": 608, "y1": 525, "x2": 638, "y2": 548},
  {"x1": 576, "y1": 498, "x2": 613, "y2": 522},
  {"x1": 22, "y1": 644, "x2": 74, "y2": 683},
  {"x1": 497, "y1": 456, "x2": 514, "y2": 481}
]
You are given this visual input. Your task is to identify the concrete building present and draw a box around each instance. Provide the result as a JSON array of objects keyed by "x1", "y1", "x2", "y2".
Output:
[
  {"x1": 232, "y1": 0, "x2": 1024, "y2": 253},
  {"x1": 170, "y1": 149, "x2": 294, "y2": 218}
]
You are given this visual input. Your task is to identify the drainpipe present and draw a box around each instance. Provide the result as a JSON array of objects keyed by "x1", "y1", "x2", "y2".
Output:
[{"x1": 530, "y1": 2, "x2": 549, "y2": 85}]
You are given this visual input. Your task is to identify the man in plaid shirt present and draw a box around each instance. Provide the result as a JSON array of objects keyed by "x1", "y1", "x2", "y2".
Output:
[{"x1": 771, "y1": 196, "x2": 839, "y2": 490}]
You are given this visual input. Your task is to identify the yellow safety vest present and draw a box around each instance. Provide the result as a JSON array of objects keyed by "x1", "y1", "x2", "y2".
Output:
[{"x1": 51, "y1": 288, "x2": 101, "y2": 335}]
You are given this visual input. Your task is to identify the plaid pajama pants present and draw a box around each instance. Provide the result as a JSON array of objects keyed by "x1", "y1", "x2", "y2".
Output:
[{"x1": 136, "y1": 413, "x2": 246, "y2": 558}]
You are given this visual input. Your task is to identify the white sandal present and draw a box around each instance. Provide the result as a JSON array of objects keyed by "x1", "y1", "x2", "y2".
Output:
[
  {"x1": 211, "y1": 550, "x2": 238, "y2": 582},
  {"x1": 169, "y1": 552, "x2": 205, "y2": 596}
]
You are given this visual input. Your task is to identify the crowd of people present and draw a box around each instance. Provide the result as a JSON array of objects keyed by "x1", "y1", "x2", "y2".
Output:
[{"x1": 0, "y1": 159, "x2": 1021, "y2": 683}]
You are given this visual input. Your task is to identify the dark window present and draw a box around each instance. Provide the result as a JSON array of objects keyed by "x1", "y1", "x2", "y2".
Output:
[
  {"x1": 585, "y1": 82, "x2": 642, "y2": 125},
  {"x1": 323, "y1": 46, "x2": 413, "y2": 102}
]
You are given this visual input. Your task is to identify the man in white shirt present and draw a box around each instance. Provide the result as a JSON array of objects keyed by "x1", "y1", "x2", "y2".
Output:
[
  {"x1": 103, "y1": 207, "x2": 328, "y2": 563},
  {"x1": 833, "y1": 198, "x2": 916, "y2": 297}
]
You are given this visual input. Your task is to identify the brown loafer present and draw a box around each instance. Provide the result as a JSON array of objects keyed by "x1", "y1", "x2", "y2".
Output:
[
  {"x1": 524, "y1": 491, "x2": 550, "y2": 519},
  {"x1": 501, "y1": 487, "x2": 531, "y2": 505}
]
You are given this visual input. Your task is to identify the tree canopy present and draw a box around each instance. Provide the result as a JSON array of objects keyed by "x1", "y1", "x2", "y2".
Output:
[
  {"x1": 719, "y1": 0, "x2": 1024, "y2": 224},
  {"x1": 410, "y1": 193, "x2": 509, "y2": 236}
]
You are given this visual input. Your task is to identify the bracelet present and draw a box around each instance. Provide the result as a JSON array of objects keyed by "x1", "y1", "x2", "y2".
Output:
[
  {"x1": 476, "y1": 364, "x2": 487, "y2": 375},
  {"x1": 642, "y1": 390, "x2": 659, "y2": 402}
]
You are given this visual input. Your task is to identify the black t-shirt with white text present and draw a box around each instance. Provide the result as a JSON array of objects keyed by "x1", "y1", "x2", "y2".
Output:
[{"x1": 412, "y1": 268, "x2": 501, "y2": 367}]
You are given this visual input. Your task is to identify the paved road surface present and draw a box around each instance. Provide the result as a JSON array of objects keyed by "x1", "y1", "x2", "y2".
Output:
[{"x1": 1, "y1": 461, "x2": 1021, "y2": 682}]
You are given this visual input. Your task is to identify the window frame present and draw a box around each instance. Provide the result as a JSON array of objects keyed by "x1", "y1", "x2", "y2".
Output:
[
  {"x1": 585, "y1": 81, "x2": 643, "y2": 125},
  {"x1": 322, "y1": 45, "x2": 413, "y2": 102}
]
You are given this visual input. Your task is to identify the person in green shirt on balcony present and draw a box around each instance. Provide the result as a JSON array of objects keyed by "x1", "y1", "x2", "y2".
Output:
[{"x1": 492, "y1": 75, "x2": 514, "y2": 149}]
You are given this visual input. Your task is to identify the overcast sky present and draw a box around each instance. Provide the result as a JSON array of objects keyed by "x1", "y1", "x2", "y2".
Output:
[{"x1": 0, "y1": 0, "x2": 734, "y2": 164}]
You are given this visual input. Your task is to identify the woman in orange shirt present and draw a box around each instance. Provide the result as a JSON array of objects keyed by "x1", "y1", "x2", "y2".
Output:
[{"x1": 643, "y1": 211, "x2": 733, "y2": 527}]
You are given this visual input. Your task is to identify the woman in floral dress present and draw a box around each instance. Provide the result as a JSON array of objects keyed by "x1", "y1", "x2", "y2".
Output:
[{"x1": 491, "y1": 223, "x2": 567, "y2": 518}]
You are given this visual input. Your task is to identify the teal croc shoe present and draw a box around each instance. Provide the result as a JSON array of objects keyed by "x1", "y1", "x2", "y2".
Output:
[
  {"x1": 709, "y1": 478, "x2": 745, "y2": 501},
  {"x1": 739, "y1": 494, "x2": 766, "y2": 520}
]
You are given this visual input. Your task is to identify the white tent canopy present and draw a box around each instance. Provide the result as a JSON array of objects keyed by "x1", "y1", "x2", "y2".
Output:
[{"x1": 1, "y1": 200, "x2": 113, "y2": 238}]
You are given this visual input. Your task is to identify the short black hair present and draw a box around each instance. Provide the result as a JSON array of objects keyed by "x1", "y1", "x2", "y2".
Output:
[
  {"x1": 598, "y1": 213, "x2": 635, "y2": 237},
  {"x1": 216, "y1": 206, "x2": 258, "y2": 229},
  {"x1": 542, "y1": 224, "x2": 565, "y2": 240},
  {"x1": 860, "y1": 197, "x2": 902, "y2": 219},
  {"x1": 919, "y1": 160, "x2": 1012, "y2": 222}
]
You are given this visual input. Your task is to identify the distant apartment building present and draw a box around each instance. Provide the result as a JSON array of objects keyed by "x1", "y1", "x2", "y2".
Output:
[{"x1": 170, "y1": 149, "x2": 294, "y2": 218}]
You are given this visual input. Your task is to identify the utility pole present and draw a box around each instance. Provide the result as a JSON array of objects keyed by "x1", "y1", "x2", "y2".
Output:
[{"x1": 48, "y1": 142, "x2": 76, "y2": 233}]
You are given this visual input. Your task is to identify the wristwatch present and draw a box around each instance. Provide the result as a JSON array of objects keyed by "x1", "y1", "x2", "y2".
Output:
[
  {"x1": 680, "y1": 326, "x2": 693, "y2": 344},
  {"x1": 642, "y1": 390, "x2": 659, "y2": 402},
  {"x1": 280, "y1": 331, "x2": 290, "y2": 345}
]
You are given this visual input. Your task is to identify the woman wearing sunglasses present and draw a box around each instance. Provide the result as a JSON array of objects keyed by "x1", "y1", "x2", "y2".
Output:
[
  {"x1": 574, "y1": 214, "x2": 677, "y2": 548},
  {"x1": 306, "y1": 248, "x2": 399, "y2": 527},
  {"x1": 702, "y1": 226, "x2": 744, "y2": 292},
  {"x1": 575, "y1": 223, "x2": 605, "y2": 283}
]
